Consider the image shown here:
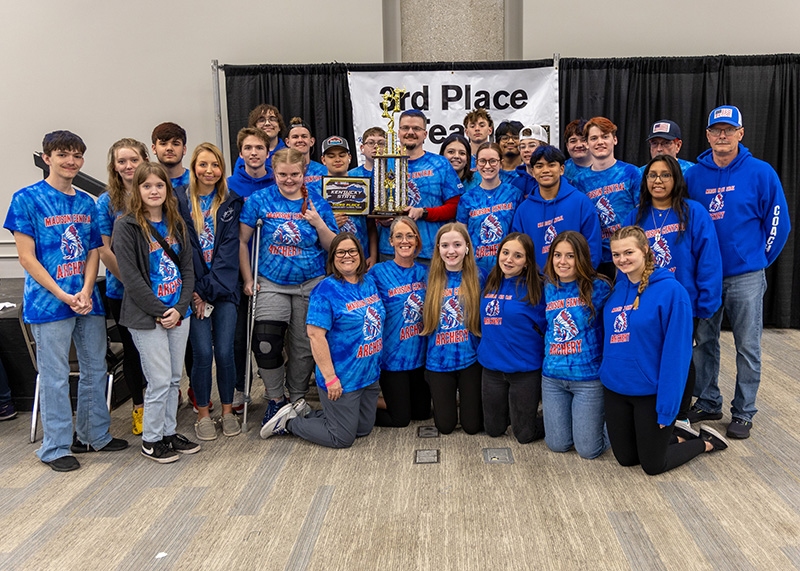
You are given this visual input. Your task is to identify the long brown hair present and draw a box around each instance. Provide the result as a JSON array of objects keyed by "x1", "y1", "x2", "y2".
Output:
[
  {"x1": 271, "y1": 148, "x2": 309, "y2": 214},
  {"x1": 635, "y1": 154, "x2": 690, "y2": 242},
  {"x1": 484, "y1": 233, "x2": 543, "y2": 306},
  {"x1": 544, "y1": 231, "x2": 609, "y2": 323},
  {"x1": 421, "y1": 223, "x2": 481, "y2": 337},
  {"x1": 610, "y1": 226, "x2": 654, "y2": 310},
  {"x1": 129, "y1": 162, "x2": 186, "y2": 242},
  {"x1": 188, "y1": 143, "x2": 228, "y2": 236},
  {"x1": 106, "y1": 138, "x2": 149, "y2": 214}
]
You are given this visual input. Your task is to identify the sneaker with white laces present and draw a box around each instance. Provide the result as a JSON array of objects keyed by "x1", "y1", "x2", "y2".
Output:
[
  {"x1": 221, "y1": 413, "x2": 241, "y2": 437},
  {"x1": 292, "y1": 398, "x2": 312, "y2": 418},
  {"x1": 260, "y1": 403, "x2": 297, "y2": 439},
  {"x1": 142, "y1": 440, "x2": 179, "y2": 463},
  {"x1": 162, "y1": 433, "x2": 201, "y2": 454},
  {"x1": 194, "y1": 416, "x2": 217, "y2": 441},
  {"x1": 673, "y1": 418, "x2": 700, "y2": 440}
]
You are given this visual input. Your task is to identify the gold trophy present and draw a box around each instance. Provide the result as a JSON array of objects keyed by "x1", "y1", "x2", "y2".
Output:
[{"x1": 371, "y1": 88, "x2": 410, "y2": 216}]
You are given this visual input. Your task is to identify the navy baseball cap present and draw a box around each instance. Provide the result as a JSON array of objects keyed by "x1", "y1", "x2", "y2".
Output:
[
  {"x1": 707, "y1": 106, "x2": 743, "y2": 128},
  {"x1": 647, "y1": 120, "x2": 682, "y2": 141}
]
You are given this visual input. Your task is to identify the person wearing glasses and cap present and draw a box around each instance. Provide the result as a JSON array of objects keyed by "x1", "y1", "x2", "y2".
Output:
[
  {"x1": 512, "y1": 124, "x2": 549, "y2": 197},
  {"x1": 684, "y1": 105, "x2": 790, "y2": 439},
  {"x1": 636, "y1": 120, "x2": 694, "y2": 180}
]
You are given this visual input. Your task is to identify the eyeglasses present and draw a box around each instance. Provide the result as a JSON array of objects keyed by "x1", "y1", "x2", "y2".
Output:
[
  {"x1": 335, "y1": 249, "x2": 359, "y2": 258},
  {"x1": 477, "y1": 158, "x2": 500, "y2": 166},
  {"x1": 399, "y1": 126, "x2": 425, "y2": 133},
  {"x1": 646, "y1": 172, "x2": 673, "y2": 181},
  {"x1": 707, "y1": 126, "x2": 740, "y2": 137},
  {"x1": 362, "y1": 140, "x2": 386, "y2": 148},
  {"x1": 649, "y1": 140, "x2": 675, "y2": 147},
  {"x1": 392, "y1": 233, "x2": 416, "y2": 242},
  {"x1": 499, "y1": 135, "x2": 519, "y2": 143},
  {"x1": 256, "y1": 116, "x2": 278, "y2": 125}
]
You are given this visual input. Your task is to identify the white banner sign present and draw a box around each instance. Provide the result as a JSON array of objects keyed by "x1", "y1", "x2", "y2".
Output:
[{"x1": 347, "y1": 66, "x2": 559, "y2": 161}]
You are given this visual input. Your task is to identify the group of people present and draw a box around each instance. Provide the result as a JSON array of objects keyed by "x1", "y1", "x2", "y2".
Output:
[{"x1": 4, "y1": 100, "x2": 789, "y2": 477}]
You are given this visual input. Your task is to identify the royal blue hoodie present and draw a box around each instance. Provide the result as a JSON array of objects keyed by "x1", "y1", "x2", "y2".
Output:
[
  {"x1": 510, "y1": 177, "x2": 602, "y2": 269},
  {"x1": 622, "y1": 200, "x2": 722, "y2": 318},
  {"x1": 512, "y1": 165, "x2": 537, "y2": 197},
  {"x1": 600, "y1": 268, "x2": 692, "y2": 426},
  {"x1": 543, "y1": 278, "x2": 610, "y2": 382},
  {"x1": 226, "y1": 162, "x2": 274, "y2": 201},
  {"x1": 478, "y1": 275, "x2": 546, "y2": 373},
  {"x1": 685, "y1": 144, "x2": 790, "y2": 278}
]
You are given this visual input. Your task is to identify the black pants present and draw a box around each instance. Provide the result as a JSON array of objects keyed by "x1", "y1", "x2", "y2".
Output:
[
  {"x1": 482, "y1": 368, "x2": 544, "y2": 444},
  {"x1": 374, "y1": 367, "x2": 432, "y2": 427},
  {"x1": 604, "y1": 387, "x2": 706, "y2": 475},
  {"x1": 676, "y1": 318, "x2": 699, "y2": 421},
  {"x1": 425, "y1": 362, "x2": 483, "y2": 435},
  {"x1": 108, "y1": 297, "x2": 145, "y2": 406}
]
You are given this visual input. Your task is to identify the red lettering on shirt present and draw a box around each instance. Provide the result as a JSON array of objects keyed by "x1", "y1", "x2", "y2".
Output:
[
  {"x1": 411, "y1": 169, "x2": 434, "y2": 179},
  {"x1": 268, "y1": 244, "x2": 301, "y2": 256},
  {"x1": 399, "y1": 323, "x2": 422, "y2": 340},
  {"x1": 435, "y1": 328, "x2": 469, "y2": 346},
  {"x1": 537, "y1": 215, "x2": 564, "y2": 228},
  {"x1": 55, "y1": 261, "x2": 85, "y2": 279},
  {"x1": 549, "y1": 339, "x2": 583, "y2": 355},
  {"x1": 157, "y1": 278, "x2": 182, "y2": 297},
  {"x1": 610, "y1": 333, "x2": 630, "y2": 344},
  {"x1": 483, "y1": 317, "x2": 502, "y2": 325},
  {"x1": 476, "y1": 244, "x2": 499, "y2": 258},
  {"x1": 345, "y1": 293, "x2": 380, "y2": 312},
  {"x1": 356, "y1": 338, "x2": 383, "y2": 358}
]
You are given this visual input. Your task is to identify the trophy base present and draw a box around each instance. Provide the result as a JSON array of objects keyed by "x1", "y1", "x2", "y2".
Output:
[{"x1": 368, "y1": 211, "x2": 405, "y2": 219}]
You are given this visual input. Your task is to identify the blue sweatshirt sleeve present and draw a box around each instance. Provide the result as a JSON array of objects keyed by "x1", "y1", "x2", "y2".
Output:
[
  {"x1": 761, "y1": 167, "x2": 791, "y2": 267},
  {"x1": 689, "y1": 206, "x2": 723, "y2": 319},
  {"x1": 655, "y1": 289, "x2": 693, "y2": 425}
]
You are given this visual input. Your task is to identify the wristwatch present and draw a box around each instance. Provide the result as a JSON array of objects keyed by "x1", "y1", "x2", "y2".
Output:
[{"x1": 420, "y1": 208, "x2": 429, "y2": 220}]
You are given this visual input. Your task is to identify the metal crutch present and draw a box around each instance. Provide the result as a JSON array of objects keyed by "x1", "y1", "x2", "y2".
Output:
[{"x1": 242, "y1": 219, "x2": 263, "y2": 433}]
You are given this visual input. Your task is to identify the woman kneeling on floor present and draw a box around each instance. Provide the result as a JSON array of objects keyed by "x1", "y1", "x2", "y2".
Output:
[{"x1": 261, "y1": 232, "x2": 386, "y2": 447}]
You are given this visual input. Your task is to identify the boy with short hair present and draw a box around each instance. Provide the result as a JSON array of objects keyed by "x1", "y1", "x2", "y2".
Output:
[
  {"x1": 349, "y1": 127, "x2": 387, "y2": 177},
  {"x1": 495, "y1": 120, "x2": 524, "y2": 183},
  {"x1": 513, "y1": 124, "x2": 549, "y2": 196},
  {"x1": 4, "y1": 131, "x2": 127, "y2": 471},
  {"x1": 227, "y1": 127, "x2": 274, "y2": 200},
  {"x1": 151, "y1": 122, "x2": 189, "y2": 188},
  {"x1": 563, "y1": 119, "x2": 592, "y2": 184},
  {"x1": 463, "y1": 108, "x2": 494, "y2": 164}
]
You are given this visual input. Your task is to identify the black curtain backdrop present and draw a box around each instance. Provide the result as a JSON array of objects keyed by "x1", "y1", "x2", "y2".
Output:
[{"x1": 223, "y1": 54, "x2": 799, "y2": 327}]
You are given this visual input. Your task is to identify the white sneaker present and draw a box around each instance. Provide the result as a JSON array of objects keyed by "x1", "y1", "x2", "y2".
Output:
[
  {"x1": 673, "y1": 418, "x2": 700, "y2": 439},
  {"x1": 292, "y1": 398, "x2": 312, "y2": 418},
  {"x1": 259, "y1": 403, "x2": 297, "y2": 439}
]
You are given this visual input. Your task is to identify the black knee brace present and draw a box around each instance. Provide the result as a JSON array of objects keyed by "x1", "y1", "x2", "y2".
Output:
[{"x1": 252, "y1": 320, "x2": 288, "y2": 369}]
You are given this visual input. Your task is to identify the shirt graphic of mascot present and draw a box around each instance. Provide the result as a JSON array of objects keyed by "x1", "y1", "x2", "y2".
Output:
[
  {"x1": 709, "y1": 193, "x2": 724, "y2": 213},
  {"x1": 60, "y1": 224, "x2": 84, "y2": 260},
  {"x1": 440, "y1": 297, "x2": 463, "y2": 330},
  {"x1": 159, "y1": 251, "x2": 178, "y2": 282},
  {"x1": 485, "y1": 299, "x2": 500, "y2": 317},
  {"x1": 553, "y1": 309, "x2": 578, "y2": 342},
  {"x1": 273, "y1": 220, "x2": 302, "y2": 245},
  {"x1": 403, "y1": 292, "x2": 423, "y2": 325},
  {"x1": 544, "y1": 224, "x2": 557, "y2": 245},
  {"x1": 596, "y1": 196, "x2": 616, "y2": 227},
  {"x1": 363, "y1": 306, "x2": 382, "y2": 341},
  {"x1": 651, "y1": 235, "x2": 672, "y2": 267},
  {"x1": 614, "y1": 310, "x2": 628, "y2": 333},
  {"x1": 339, "y1": 217, "x2": 358, "y2": 235},
  {"x1": 406, "y1": 180, "x2": 421, "y2": 206},
  {"x1": 479, "y1": 214, "x2": 503, "y2": 245}
]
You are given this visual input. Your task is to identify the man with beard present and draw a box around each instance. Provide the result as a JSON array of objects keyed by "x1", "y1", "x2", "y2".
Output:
[
  {"x1": 495, "y1": 120, "x2": 524, "y2": 184},
  {"x1": 151, "y1": 122, "x2": 189, "y2": 188},
  {"x1": 376, "y1": 110, "x2": 463, "y2": 264}
]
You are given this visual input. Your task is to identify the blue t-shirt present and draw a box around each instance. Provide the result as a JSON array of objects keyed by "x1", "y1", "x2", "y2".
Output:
[
  {"x1": 564, "y1": 159, "x2": 590, "y2": 186},
  {"x1": 239, "y1": 186, "x2": 338, "y2": 285},
  {"x1": 147, "y1": 220, "x2": 187, "y2": 311},
  {"x1": 572, "y1": 160, "x2": 640, "y2": 263},
  {"x1": 378, "y1": 152, "x2": 464, "y2": 259},
  {"x1": 369, "y1": 260, "x2": 428, "y2": 371},
  {"x1": 189, "y1": 192, "x2": 216, "y2": 266},
  {"x1": 306, "y1": 275, "x2": 385, "y2": 393},
  {"x1": 499, "y1": 168, "x2": 520, "y2": 185},
  {"x1": 4, "y1": 180, "x2": 104, "y2": 323},
  {"x1": 170, "y1": 169, "x2": 190, "y2": 189},
  {"x1": 307, "y1": 178, "x2": 370, "y2": 254},
  {"x1": 425, "y1": 268, "x2": 486, "y2": 372},
  {"x1": 95, "y1": 192, "x2": 124, "y2": 299},
  {"x1": 543, "y1": 278, "x2": 610, "y2": 382},
  {"x1": 304, "y1": 160, "x2": 327, "y2": 185},
  {"x1": 456, "y1": 181, "x2": 523, "y2": 272}
]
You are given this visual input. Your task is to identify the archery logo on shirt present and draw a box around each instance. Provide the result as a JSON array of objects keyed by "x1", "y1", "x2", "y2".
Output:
[
  {"x1": 652, "y1": 235, "x2": 672, "y2": 267},
  {"x1": 60, "y1": 224, "x2": 84, "y2": 260},
  {"x1": 363, "y1": 306, "x2": 382, "y2": 341},
  {"x1": 544, "y1": 224, "x2": 557, "y2": 245},
  {"x1": 596, "y1": 196, "x2": 616, "y2": 227},
  {"x1": 402, "y1": 292, "x2": 423, "y2": 325},
  {"x1": 479, "y1": 214, "x2": 503, "y2": 245},
  {"x1": 439, "y1": 297, "x2": 463, "y2": 330},
  {"x1": 273, "y1": 220, "x2": 302, "y2": 245},
  {"x1": 709, "y1": 193, "x2": 724, "y2": 213},
  {"x1": 613, "y1": 311, "x2": 628, "y2": 333},
  {"x1": 485, "y1": 299, "x2": 500, "y2": 317},
  {"x1": 406, "y1": 180, "x2": 421, "y2": 206},
  {"x1": 553, "y1": 309, "x2": 578, "y2": 342},
  {"x1": 158, "y1": 251, "x2": 178, "y2": 282},
  {"x1": 200, "y1": 224, "x2": 214, "y2": 262},
  {"x1": 339, "y1": 218, "x2": 358, "y2": 235}
]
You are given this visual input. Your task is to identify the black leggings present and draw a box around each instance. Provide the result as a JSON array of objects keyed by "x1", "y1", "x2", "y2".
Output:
[
  {"x1": 374, "y1": 367, "x2": 432, "y2": 427},
  {"x1": 425, "y1": 362, "x2": 483, "y2": 435},
  {"x1": 604, "y1": 387, "x2": 706, "y2": 475},
  {"x1": 482, "y1": 368, "x2": 544, "y2": 444},
  {"x1": 108, "y1": 297, "x2": 145, "y2": 406}
]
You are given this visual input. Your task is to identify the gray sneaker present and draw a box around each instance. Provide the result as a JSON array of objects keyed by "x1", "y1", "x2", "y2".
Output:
[
  {"x1": 221, "y1": 413, "x2": 241, "y2": 437},
  {"x1": 292, "y1": 398, "x2": 312, "y2": 418},
  {"x1": 194, "y1": 417, "x2": 217, "y2": 441}
]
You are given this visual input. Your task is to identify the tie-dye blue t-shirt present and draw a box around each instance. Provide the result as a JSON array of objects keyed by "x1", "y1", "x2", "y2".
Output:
[
  {"x1": 304, "y1": 160, "x2": 327, "y2": 185},
  {"x1": 369, "y1": 260, "x2": 427, "y2": 371},
  {"x1": 239, "y1": 187, "x2": 338, "y2": 285},
  {"x1": 456, "y1": 181, "x2": 523, "y2": 271},
  {"x1": 4, "y1": 180, "x2": 104, "y2": 323},
  {"x1": 306, "y1": 275, "x2": 385, "y2": 393},
  {"x1": 95, "y1": 191, "x2": 125, "y2": 299},
  {"x1": 189, "y1": 192, "x2": 216, "y2": 266},
  {"x1": 147, "y1": 220, "x2": 186, "y2": 311}
]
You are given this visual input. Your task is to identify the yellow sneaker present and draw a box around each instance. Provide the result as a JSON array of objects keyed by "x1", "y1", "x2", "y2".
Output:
[{"x1": 132, "y1": 407, "x2": 143, "y2": 435}]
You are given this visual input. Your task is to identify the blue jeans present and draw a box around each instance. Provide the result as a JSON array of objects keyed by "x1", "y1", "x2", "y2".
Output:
[
  {"x1": 693, "y1": 269, "x2": 766, "y2": 422},
  {"x1": 131, "y1": 321, "x2": 190, "y2": 443},
  {"x1": 31, "y1": 315, "x2": 112, "y2": 462},
  {"x1": 541, "y1": 375, "x2": 609, "y2": 459},
  {"x1": 190, "y1": 301, "x2": 237, "y2": 407}
]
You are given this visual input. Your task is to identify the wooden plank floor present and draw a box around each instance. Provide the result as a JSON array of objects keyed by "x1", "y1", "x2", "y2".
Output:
[{"x1": 0, "y1": 330, "x2": 798, "y2": 570}]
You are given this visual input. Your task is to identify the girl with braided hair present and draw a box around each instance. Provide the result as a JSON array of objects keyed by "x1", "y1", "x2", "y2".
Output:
[
  {"x1": 599, "y1": 226, "x2": 728, "y2": 475},
  {"x1": 239, "y1": 148, "x2": 338, "y2": 425}
]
